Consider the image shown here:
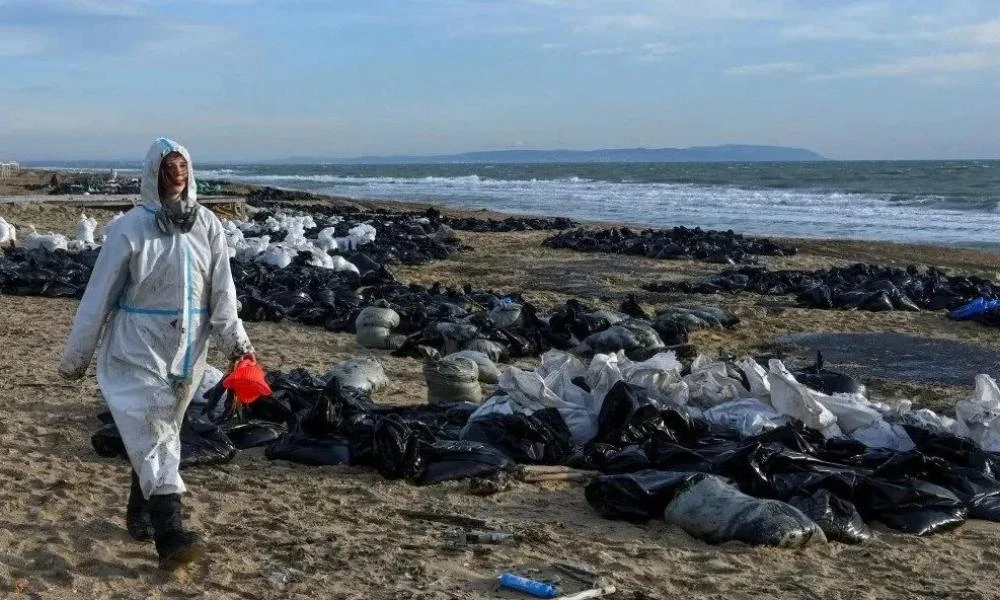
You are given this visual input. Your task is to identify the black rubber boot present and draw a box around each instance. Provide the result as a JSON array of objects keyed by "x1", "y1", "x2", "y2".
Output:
[
  {"x1": 148, "y1": 494, "x2": 205, "y2": 570},
  {"x1": 126, "y1": 470, "x2": 154, "y2": 542}
]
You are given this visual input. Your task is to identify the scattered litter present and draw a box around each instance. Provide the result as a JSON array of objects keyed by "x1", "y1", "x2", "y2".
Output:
[{"x1": 499, "y1": 572, "x2": 559, "y2": 598}]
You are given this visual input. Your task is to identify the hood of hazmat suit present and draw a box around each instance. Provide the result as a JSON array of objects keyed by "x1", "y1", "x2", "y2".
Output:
[{"x1": 59, "y1": 137, "x2": 254, "y2": 498}]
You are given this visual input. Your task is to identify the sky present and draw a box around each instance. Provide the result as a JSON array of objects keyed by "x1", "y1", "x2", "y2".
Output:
[{"x1": 0, "y1": 0, "x2": 998, "y2": 161}]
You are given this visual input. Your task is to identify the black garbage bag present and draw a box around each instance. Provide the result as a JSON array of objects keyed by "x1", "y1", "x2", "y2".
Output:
[
  {"x1": 460, "y1": 408, "x2": 573, "y2": 464},
  {"x1": 817, "y1": 437, "x2": 870, "y2": 464},
  {"x1": 768, "y1": 470, "x2": 868, "y2": 503},
  {"x1": 798, "y1": 284, "x2": 833, "y2": 309},
  {"x1": 568, "y1": 444, "x2": 651, "y2": 474},
  {"x1": 931, "y1": 466, "x2": 1000, "y2": 522},
  {"x1": 860, "y1": 290, "x2": 894, "y2": 312},
  {"x1": 903, "y1": 425, "x2": 1000, "y2": 478},
  {"x1": 91, "y1": 423, "x2": 126, "y2": 458},
  {"x1": 594, "y1": 381, "x2": 671, "y2": 446},
  {"x1": 368, "y1": 402, "x2": 478, "y2": 441},
  {"x1": 181, "y1": 419, "x2": 238, "y2": 467},
  {"x1": 91, "y1": 419, "x2": 237, "y2": 468},
  {"x1": 248, "y1": 369, "x2": 327, "y2": 425},
  {"x1": 714, "y1": 442, "x2": 860, "y2": 498},
  {"x1": 371, "y1": 415, "x2": 429, "y2": 479},
  {"x1": 223, "y1": 420, "x2": 287, "y2": 450},
  {"x1": 859, "y1": 478, "x2": 967, "y2": 535},
  {"x1": 644, "y1": 441, "x2": 735, "y2": 472},
  {"x1": 264, "y1": 430, "x2": 351, "y2": 465},
  {"x1": 585, "y1": 469, "x2": 714, "y2": 522},
  {"x1": 412, "y1": 440, "x2": 513, "y2": 486},
  {"x1": 853, "y1": 449, "x2": 1000, "y2": 522},
  {"x1": 788, "y1": 489, "x2": 872, "y2": 544},
  {"x1": 263, "y1": 377, "x2": 359, "y2": 466},
  {"x1": 746, "y1": 422, "x2": 826, "y2": 454}
]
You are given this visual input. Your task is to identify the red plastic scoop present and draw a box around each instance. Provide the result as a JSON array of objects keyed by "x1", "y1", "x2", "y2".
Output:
[{"x1": 222, "y1": 356, "x2": 271, "y2": 405}]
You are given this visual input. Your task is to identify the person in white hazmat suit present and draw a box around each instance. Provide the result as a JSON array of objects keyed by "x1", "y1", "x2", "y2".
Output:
[{"x1": 58, "y1": 137, "x2": 256, "y2": 570}]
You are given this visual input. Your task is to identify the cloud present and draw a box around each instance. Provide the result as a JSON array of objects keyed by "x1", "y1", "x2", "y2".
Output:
[
  {"x1": 776, "y1": 1, "x2": 989, "y2": 44},
  {"x1": 541, "y1": 42, "x2": 567, "y2": 50},
  {"x1": 573, "y1": 13, "x2": 661, "y2": 33},
  {"x1": 725, "y1": 61, "x2": 805, "y2": 75},
  {"x1": 0, "y1": 28, "x2": 50, "y2": 57},
  {"x1": 580, "y1": 41, "x2": 675, "y2": 61},
  {"x1": 810, "y1": 51, "x2": 1000, "y2": 80},
  {"x1": 0, "y1": 0, "x2": 245, "y2": 60},
  {"x1": 138, "y1": 23, "x2": 242, "y2": 57},
  {"x1": 637, "y1": 41, "x2": 676, "y2": 60},
  {"x1": 581, "y1": 46, "x2": 631, "y2": 56},
  {"x1": 951, "y1": 18, "x2": 1000, "y2": 46}
]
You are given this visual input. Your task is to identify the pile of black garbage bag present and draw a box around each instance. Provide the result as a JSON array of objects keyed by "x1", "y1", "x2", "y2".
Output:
[
  {"x1": 91, "y1": 371, "x2": 512, "y2": 487},
  {"x1": 543, "y1": 226, "x2": 797, "y2": 264},
  {"x1": 0, "y1": 239, "x2": 739, "y2": 362},
  {"x1": 384, "y1": 294, "x2": 738, "y2": 362},
  {"x1": 644, "y1": 263, "x2": 1000, "y2": 313},
  {"x1": 246, "y1": 189, "x2": 577, "y2": 233},
  {"x1": 0, "y1": 246, "x2": 100, "y2": 298},
  {"x1": 0, "y1": 201, "x2": 463, "y2": 298},
  {"x1": 90, "y1": 367, "x2": 1000, "y2": 542},
  {"x1": 436, "y1": 213, "x2": 578, "y2": 233},
  {"x1": 582, "y1": 381, "x2": 1000, "y2": 541}
]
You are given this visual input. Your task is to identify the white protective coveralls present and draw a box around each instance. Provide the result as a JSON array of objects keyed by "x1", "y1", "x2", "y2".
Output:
[{"x1": 59, "y1": 137, "x2": 254, "y2": 499}]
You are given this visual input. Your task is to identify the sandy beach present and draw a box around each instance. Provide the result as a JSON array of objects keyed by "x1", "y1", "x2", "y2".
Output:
[{"x1": 2, "y1": 171, "x2": 1000, "y2": 599}]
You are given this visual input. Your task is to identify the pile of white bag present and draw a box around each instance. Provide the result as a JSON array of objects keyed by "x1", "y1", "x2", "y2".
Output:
[{"x1": 462, "y1": 348, "x2": 997, "y2": 452}]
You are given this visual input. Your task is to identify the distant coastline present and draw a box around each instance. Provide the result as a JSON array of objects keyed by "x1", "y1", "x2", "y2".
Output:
[
  {"x1": 277, "y1": 144, "x2": 826, "y2": 165},
  {"x1": 20, "y1": 144, "x2": 826, "y2": 167}
]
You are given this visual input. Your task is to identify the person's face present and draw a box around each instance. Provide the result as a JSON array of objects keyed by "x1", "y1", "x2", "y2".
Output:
[{"x1": 159, "y1": 153, "x2": 188, "y2": 196}]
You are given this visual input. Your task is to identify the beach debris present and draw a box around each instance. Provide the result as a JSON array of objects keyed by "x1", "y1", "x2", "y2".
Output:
[
  {"x1": 553, "y1": 586, "x2": 618, "y2": 600},
  {"x1": 92, "y1": 417, "x2": 237, "y2": 468},
  {"x1": 516, "y1": 465, "x2": 597, "y2": 484},
  {"x1": 355, "y1": 304, "x2": 402, "y2": 349},
  {"x1": 468, "y1": 471, "x2": 514, "y2": 495},
  {"x1": 586, "y1": 471, "x2": 716, "y2": 522},
  {"x1": 662, "y1": 475, "x2": 827, "y2": 547},
  {"x1": 1, "y1": 222, "x2": 745, "y2": 366},
  {"x1": 0, "y1": 216, "x2": 17, "y2": 247},
  {"x1": 788, "y1": 489, "x2": 873, "y2": 544},
  {"x1": 397, "y1": 510, "x2": 492, "y2": 529},
  {"x1": 644, "y1": 262, "x2": 1000, "y2": 315},
  {"x1": 461, "y1": 410, "x2": 573, "y2": 465},
  {"x1": 247, "y1": 191, "x2": 576, "y2": 232},
  {"x1": 23, "y1": 225, "x2": 69, "y2": 252},
  {"x1": 438, "y1": 213, "x2": 577, "y2": 233},
  {"x1": 949, "y1": 297, "x2": 1000, "y2": 327},
  {"x1": 543, "y1": 225, "x2": 796, "y2": 264},
  {"x1": 324, "y1": 357, "x2": 390, "y2": 395},
  {"x1": 550, "y1": 562, "x2": 602, "y2": 587},
  {"x1": 452, "y1": 529, "x2": 514, "y2": 545},
  {"x1": 424, "y1": 353, "x2": 482, "y2": 405},
  {"x1": 80, "y1": 347, "x2": 1000, "y2": 541},
  {"x1": 499, "y1": 572, "x2": 559, "y2": 598}
]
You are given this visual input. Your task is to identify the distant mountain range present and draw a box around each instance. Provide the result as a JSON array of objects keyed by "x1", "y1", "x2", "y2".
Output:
[
  {"x1": 279, "y1": 144, "x2": 826, "y2": 164},
  {"x1": 22, "y1": 144, "x2": 826, "y2": 167}
]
